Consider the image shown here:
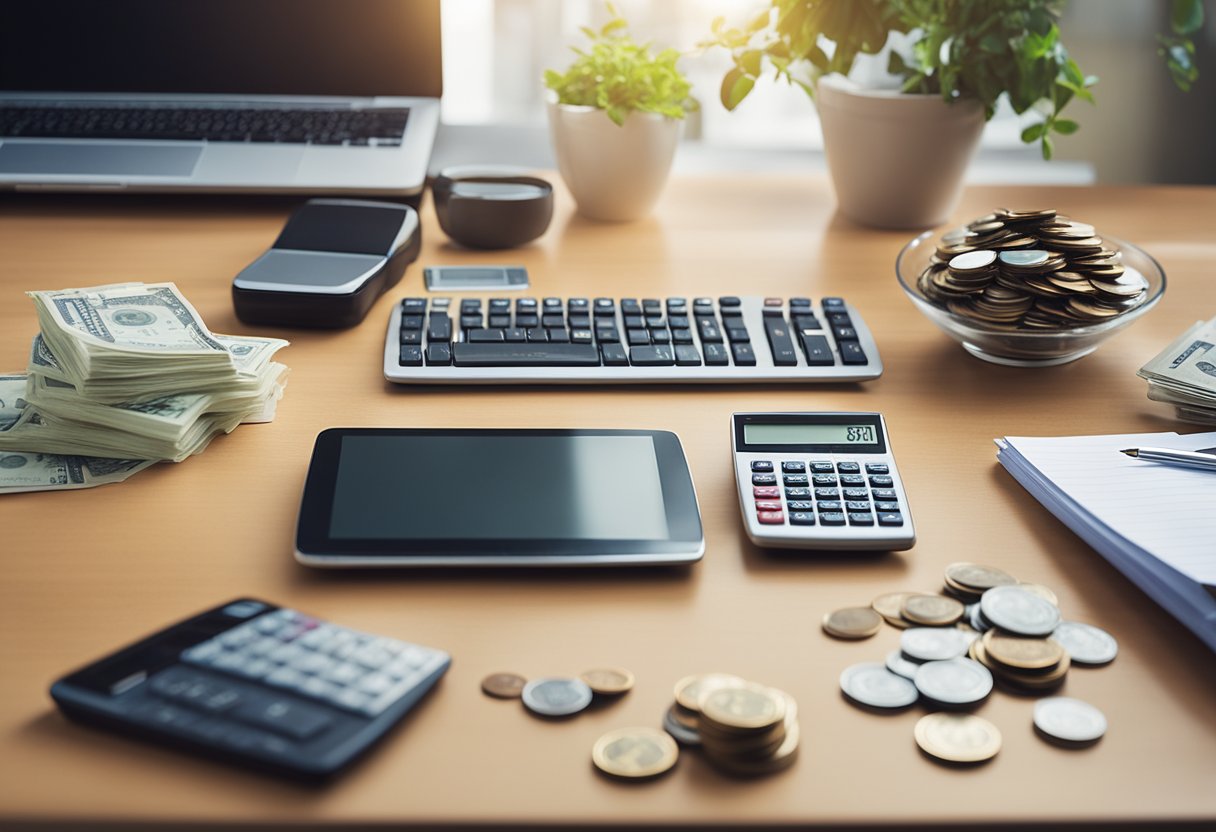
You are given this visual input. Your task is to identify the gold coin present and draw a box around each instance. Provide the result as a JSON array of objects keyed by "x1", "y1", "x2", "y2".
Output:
[
  {"x1": 705, "y1": 721, "x2": 801, "y2": 777},
  {"x1": 914, "y1": 713, "x2": 1002, "y2": 764},
  {"x1": 822, "y1": 606, "x2": 883, "y2": 639},
  {"x1": 669, "y1": 702, "x2": 699, "y2": 730},
  {"x1": 480, "y1": 672, "x2": 527, "y2": 699},
  {"x1": 579, "y1": 667, "x2": 635, "y2": 696},
  {"x1": 1016, "y1": 583, "x2": 1060, "y2": 606},
  {"x1": 972, "y1": 638, "x2": 1070, "y2": 690},
  {"x1": 673, "y1": 673, "x2": 745, "y2": 712},
  {"x1": 591, "y1": 727, "x2": 679, "y2": 779},
  {"x1": 944, "y1": 562, "x2": 1018, "y2": 591},
  {"x1": 871, "y1": 592, "x2": 918, "y2": 628},
  {"x1": 901, "y1": 594, "x2": 965, "y2": 626},
  {"x1": 982, "y1": 630, "x2": 1065, "y2": 670},
  {"x1": 700, "y1": 684, "x2": 786, "y2": 732}
]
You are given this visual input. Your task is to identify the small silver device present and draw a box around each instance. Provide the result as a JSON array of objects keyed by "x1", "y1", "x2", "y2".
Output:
[
  {"x1": 731, "y1": 412, "x2": 915, "y2": 551},
  {"x1": 424, "y1": 266, "x2": 529, "y2": 292}
]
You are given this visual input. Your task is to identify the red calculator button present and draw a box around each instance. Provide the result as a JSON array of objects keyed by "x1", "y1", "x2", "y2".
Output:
[
  {"x1": 755, "y1": 500, "x2": 782, "y2": 511},
  {"x1": 757, "y1": 511, "x2": 785, "y2": 525},
  {"x1": 753, "y1": 486, "x2": 780, "y2": 499}
]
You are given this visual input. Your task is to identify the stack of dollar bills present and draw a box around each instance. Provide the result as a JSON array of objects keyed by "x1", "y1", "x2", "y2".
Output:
[
  {"x1": 1137, "y1": 316, "x2": 1216, "y2": 425},
  {"x1": 1, "y1": 283, "x2": 288, "y2": 493}
]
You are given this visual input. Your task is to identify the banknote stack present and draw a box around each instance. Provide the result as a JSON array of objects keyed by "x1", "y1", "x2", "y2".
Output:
[
  {"x1": 1, "y1": 283, "x2": 288, "y2": 494},
  {"x1": 917, "y1": 208, "x2": 1151, "y2": 330},
  {"x1": 1137, "y1": 316, "x2": 1216, "y2": 424}
]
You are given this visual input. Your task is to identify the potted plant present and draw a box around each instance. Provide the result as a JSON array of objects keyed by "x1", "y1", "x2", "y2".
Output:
[
  {"x1": 545, "y1": 5, "x2": 697, "y2": 221},
  {"x1": 708, "y1": 0, "x2": 1204, "y2": 229}
]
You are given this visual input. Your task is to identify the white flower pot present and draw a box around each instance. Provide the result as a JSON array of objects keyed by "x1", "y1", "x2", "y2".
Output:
[
  {"x1": 547, "y1": 99, "x2": 681, "y2": 222},
  {"x1": 816, "y1": 75, "x2": 986, "y2": 229}
]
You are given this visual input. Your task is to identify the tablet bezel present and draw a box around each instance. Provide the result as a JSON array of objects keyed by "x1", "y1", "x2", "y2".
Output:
[{"x1": 294, "y1": 427, "x2": 704, "y2": 567}]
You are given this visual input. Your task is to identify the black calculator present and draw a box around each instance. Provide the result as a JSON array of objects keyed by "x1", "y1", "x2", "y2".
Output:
[{"x1": 50, "y1": 599, "x2": 451, "y2": 779}]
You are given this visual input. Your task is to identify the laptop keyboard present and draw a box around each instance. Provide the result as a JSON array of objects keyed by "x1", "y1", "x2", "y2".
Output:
[{"x1": 0, "y1": 105, "x2": 410, "y2": 145}]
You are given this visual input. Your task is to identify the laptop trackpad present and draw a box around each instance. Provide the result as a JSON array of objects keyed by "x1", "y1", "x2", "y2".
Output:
[{"x1": 0, "y1": 142, "x2": 202, "y2": 177}]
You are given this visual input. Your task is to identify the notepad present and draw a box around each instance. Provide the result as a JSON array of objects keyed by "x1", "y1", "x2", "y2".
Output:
[{"x1": 996, "y1": 431, "x2": 1216, "y2": 654}]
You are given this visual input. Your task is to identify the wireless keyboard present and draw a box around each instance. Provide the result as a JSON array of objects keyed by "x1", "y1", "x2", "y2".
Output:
[{"x1": 383, "y1": 295, "x2": 882, "y2": 384}]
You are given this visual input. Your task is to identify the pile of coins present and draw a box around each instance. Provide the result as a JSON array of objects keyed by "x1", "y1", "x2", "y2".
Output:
[
  {"x1": 916, "y1": 208, "x2": 1150, "y2": 330},
  {"x1": 664, "y1": 673, "x2": 800, "y2": 777},
  {"x1": 481, "y1": 667, "x2": 634, "y2": 717},
  {"x1": 826, "y1": 562, "x2": 1117, "y2": 764}
]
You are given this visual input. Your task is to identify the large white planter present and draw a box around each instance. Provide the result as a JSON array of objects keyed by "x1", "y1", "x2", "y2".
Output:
[
  {"x1": 816, "y1": 75, "x2": 986, "y2": 229},
  {"x1": 547, "y1": 99, "x2": 681, "y2": 222}
]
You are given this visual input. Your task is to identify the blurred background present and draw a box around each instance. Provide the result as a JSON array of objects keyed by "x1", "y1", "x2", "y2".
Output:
[{"x1": 435, "y1": 0, "x2": 1216, "y2": 186}]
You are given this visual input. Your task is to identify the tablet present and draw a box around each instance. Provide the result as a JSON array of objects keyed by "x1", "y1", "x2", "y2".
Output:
[{"x1": 295, "y1": 428, "x2": 704, "y2": 567}]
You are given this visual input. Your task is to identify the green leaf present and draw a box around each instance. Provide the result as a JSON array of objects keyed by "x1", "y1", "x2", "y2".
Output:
[
  {"x1": 1041, "y1": 135, "x2": 1054, "y2": 161},
  {"x1": 721, "y1": 67, "x2": 755, "y2": 110},
  {"x1": 1172, "y1": 0, "x2": 1204, "y2": 35},
  {"x1": 740, "y1": 49, "x2": 763, "y2": 77},
  {"x1": 1053, "y1": 118, "x2": 1079, "y2": 135},
  {"x1": 1021, "y1": 122, "x2": 1047, "y2": 142}
]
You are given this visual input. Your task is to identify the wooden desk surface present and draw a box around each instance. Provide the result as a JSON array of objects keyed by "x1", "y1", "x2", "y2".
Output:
[{"x1": 2, "y1": 177, "x2": 1214, "y2": 830}]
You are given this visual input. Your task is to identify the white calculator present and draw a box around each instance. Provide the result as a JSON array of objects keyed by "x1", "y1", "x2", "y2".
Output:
[{"x1": 731, "y1": 412, "x2": 915, "y2": 551}]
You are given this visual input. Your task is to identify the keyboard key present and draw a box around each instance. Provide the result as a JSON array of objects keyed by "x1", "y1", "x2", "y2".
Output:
[
  {"x1": 785, "y1": 487, "x2": 812, "y2": 499},
  {"x1": 570, "y1": 329, "x2": 593, "y2": 344},
  {"x1": 878, "y1": 512, "x2": 904, "y2": 526},
  {"x1": 452, "y1": 343, "x2": 601, "y2": 367},
  {"x1": 792, "y1": 314, "x2": 821, "y2": 330},
  {"x1": 595, "y1": 326, "x2": 620, "y2": 343},
  {"x1": 427, "y1": 313, "x2": 451, "y2": 342},
  {"x1": 840, "y1": 341, "x2": 868, "y2": 365},
  {"x1": 848, "y1": 512, "x2": 875, "y2": 526},
  {"x1": 542, "y1": 297, "x2": 562, "y2": 309},
  {"x1": 719, "y1": 296, "x2": 742, "y2": 308},
  {"x1": 819, "y1": 512, "x2": 846, "y2": 526},
  {"x1": 753, "y1": 486, "x2": 780, "y2": 499},
  {"x1": 787, "y1": 500, "x2": 813, "y2": 511},
  {"x1": 460, "y1": 299, "x2": 482, "y2": 313},
  {"x1": 594, "y1": 298, "x2": 615, "y2": 316},
  {"x1": 629, "y1": 345, "x2": 676, "y2": 366},
  {"x1": 399, "y1": 329, "x2": 421, "y2": 345},
  {"x1": 875, "y1": 502, "x2": 901, "y2": 513},
  {"x1": 822, "y1": 297, "x2": 846, "y2": 309},
  {"x1": 751, "y1": 473, "x2": 777, "y2": 485},
  {"x1": 547, "y1": 328, "x2": 570, "y2": 343},
  {"x1": 646, "y1": 315, "x2": 666, "y2": 329},
  {"x1": 810, "y1": 461, "x2": 835, "y2": 473},
  {"x1": 731, "y1": 343, "x2": 757, "y2": 366},
  {"x1": 845, "y1": 500, "x2": 872, "y2": 512},
  {"x1": 489, "y1": 298, "x2": 511, "y2": 311},
  {"x1": 569, "y1": 298, "x2": 590, "y2": 311},
  {"x1": 726, "y1": 327, "x2": 750, "y2": 343},
  {"x1": 703, "y1": 343, "x2": 729, "y2": 365},
  {"x1": 870, "y1": 475, "x2": 894, "y2": 488},
  {"x1": 674, "y1": 344, "x2": 702, "y2": 366},
  {"x1": 400, "y1": 315, "x2": 423, "y2": 330},
  {"x1": 504, "y1": 328, "x2": 527, "y2": 342},
  {"x1": 833, "y1": 326, "x2": 858, "y2": 341},
  {"x1": 601, "y1": 343, "x2": 629, "y2": 366},
  {"x1": 816, "y1": 500, "x2": 842, "y2": 511},
  {"x1": 468, "y1": 329, "x2": 504, "y2": 342},
  {"x1": 399, "y1": 345, "x2": 422, "y2": 366},
  {"x1": 827, "y1": 312, "x2": 852, "y2": 328},
  {"x1": 237, "y1": 698, "x2": 332, "y2": 741},
  {"x1": 515, "y1": 314, "x2": 540, "y2": 328},
  {"x1": 671, "y1": 328, "x2": 694, "y2": 344},
  {"x1": 542, "y1": 314, "x2": 565, "y2": 328},
  {"x1": 621, "y1": 299, "x2": 641, "y2": 314},
  {"x1": 642, "y1": 299, "x2": 661, "y2": 311},
  {"x1": 782, "y1": 461, "x2": 806, "y2": 473},
  {"x1": 783, "y1": 474, "x2": 809, "y2": 486},
  {"x1": 812, "y1": 474, "x2": 838, "y2": 487},
  {"x1": 789, "y1": 297, "x2": 812, "y2": 308},
  {"x1": 488, "y1": 314, "x2": 511, "y2": 328},
  {"x1": 790, "y1": 512, "x2": 815, "y2": 526},
  {"x1": 750, "y1": 461, "x2": 774, "y2": 473},
  {"x1": 843, "y1": 488, "x2": 869, "y2": 500},
  {"x1": 526, "y1": 328, "x2": 548, "y2": 342},
  {"x1": 840, "y1": 474, "x2": 866, "y2": 487},
  {"x1": 666, "y1": 298, "x2": 687, "y2": 311},
  {"x1": 865, "y1": 464, "x2": 890, "y2": 474},
  {"x1": 799, "y1": 332, "x2": 834, "y2": 365},
  {"x1": 650, "y1": 329, "x2": 671, "y2": 345},
  {"x1": 836, "y1": 462, "x2": 861, "y2": 474},
  {"x1": 627, "y1": 328, "x2": 650, "y2": 346},
  {"x1": 814, "y1": 488, "x2": 840, "y2": 500},
  {"x1": 757, "y1": 511, "x2": 785, "y2": 525},
  {"x1": 697, "y1": 318, "x2": 723, "y2": 342},
  {"x1": 755, "y1": 500, "x2": 782, "y2": 511},
  {"x1": 401, "y1": 298, "x2": 427, "y2": 314},
  {"x1": 668, "y1": 315, "x2": 690, "y2": 329},
  {"x1": 425, "y1": 342, "x2": 451, "y2": 366}
]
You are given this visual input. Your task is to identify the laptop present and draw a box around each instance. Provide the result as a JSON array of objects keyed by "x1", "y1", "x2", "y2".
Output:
[{"x1": 0, "y1": 0, "x2": 442, "y2": 196}]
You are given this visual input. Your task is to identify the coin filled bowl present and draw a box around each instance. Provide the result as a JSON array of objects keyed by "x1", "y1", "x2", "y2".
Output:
[{"x1": 896, "y1": 230, "x2": 1165, "y2": 367}]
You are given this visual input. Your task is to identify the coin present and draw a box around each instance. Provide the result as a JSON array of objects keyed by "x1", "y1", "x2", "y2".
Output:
[
  {"x1": 839, "y1": 662, "x2": 919, "y2": 709},
  {"x1": 979, "y1": 585, "x2": 1061, "y2": 636},
  {"x1": 944, "y1": 562, "x2": 1018, "y2": 592},
  {"x1": 950, "y1": 250, "x2": 998, "y2": 271},
  {"x1": 914, "y1": 658, "x2": 994, "y2": 706},
  {"x1": 521, "y1": 677, "x2": 593, "y2": 717},
  {"x1": 481, "y1": 672, "x2": 527, "y2": 699},
  {"x1": 700, "y1": 684, "x2": 786, "y2": 731},
  {"x1": 901, "y1": 594, "x2": 965, "y2": 626},
  {"x1": 1015, "y1": 583, "x2": 1060, "y2": 606},
  {"x1": 822, "y1": 606, "x2": 883, "y2": 639},
  {"x1": 1033, "y1": 697, "x2": 1107, "y2": 744},
  {"x1": 579, "y1": 667, "x2": 635, "y2": 695},
  {"x1": 1052, "y1": 620, "x2": 1119, "y2": 665},
  {"x1": 673, "y1": 673, "x2": 745, "y2": 712},
  {"x1": 705, "y1": 720, "x2": 801, "y2": 777},
  {"x1": 592, "y1": 727, "x2": 679, "y2": 779},
  {"x1": 885, "y1": 649, "x2": 923, "y2": 680},
  {"x1": 662, "y1": 705, "x2": 702, "y2": 746},
  {"x1": 871, "y1": 591, "x2": 918, "y2": 628},
  {"x1": 900, "y1": 627, "x2": 973, "y2": 662},
  {"x1": 914, "y1": 713, "x2": 1002, "y2": 763},
  {"x1": 981, "y1": 630, "x2": 1066, "y2": 670}
]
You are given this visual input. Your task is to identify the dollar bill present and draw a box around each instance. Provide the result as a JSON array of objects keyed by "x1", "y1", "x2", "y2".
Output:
[
  {"x1": 1138, "y1": 316, "x2": 1216, "y2": 423},
  {"x1": 0, "y1": 450, "x2": 157, "y2": 493}
]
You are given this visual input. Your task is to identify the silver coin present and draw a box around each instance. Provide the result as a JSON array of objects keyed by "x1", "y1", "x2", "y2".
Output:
[
  {"x1": 900, "y1": 627, "x2": 973, "y2": 662},
  {"x1": 521, "y1": 677, "x2": 593, "y2": 717},
  {"x1": 998, "y1": 249, "x2": 1049, "y2": 267},
  {"x1": 969, "y1": 604, "x2": 992, "y2": 633},
  {"x1": 979, "y1": 585, "x2": 1061, "y2": 637},
  {"x1": 662, "y1": 707, "x2": 702, "y2": 746},
  {"x1": 1034, "y1": 697, "x2": 1107, "y2": 743},
  {"x1": 839, "y1": 662, "x2": 919, "y2": 709},
  {"x1": 914, "y1": 658, "x2": 993, "y2": 705},
  {"x1": 1052, "y1": 620, "x2": 1118, "y2": 665},
  {"x1": 949, "y1": 250, "x2": 998, "y2": 271},
  {"x1": 886, "y1": 649, "x2": 923, "y2": 680}
]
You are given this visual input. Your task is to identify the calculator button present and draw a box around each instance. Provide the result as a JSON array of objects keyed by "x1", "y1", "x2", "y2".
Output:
[
  {"x1": 730, "y1": 343, "x2": 757, "y2": 366},
  {"x1": 865, "y1": 464, "x2": 890, "y2": 475},
  {"x1": 819, "y1": 512, "x2": 846, "y2": 526},
  {"x1": 757, "y1": 511, "x2": 785, "y2": 525},
  {"x1": 816, "y1": 500, "x2": 842, "y2": 512},
  {"x1": 182, "y1": 641, "x2": 223, "y2": 665},
  {"x1": 810, "y1": 462, "x2": 835, "y2": 473},
  {"x1": 719, "y1": 296, "x2": 742, "y2": 308},
  {"x1": 601, "y1": 343, "x2": 629, "y2": 366},
  {"x1": 875, "y1": 501, "x2": 901, "y2": 513},
  {"x1": 726, "y1": 327, "x2": 750, "y2": 343},
  {"x1": 790, "y1": 297, "x2": 812, "y2": 308},
  {"x1": 848, "y1": 513, "x2": 875, "y2": 526},
  {"x1": 878, "y1": 512, "x2": 905, "y2": 527},
  {"x1": 323, "y1": 662, "x2": 365, "y2": 685},
  {"x1": 753, "y1": 486, "x2": 781, "y2": 499},
  {"x1": 133, "y1": 702, "x2": 201, "y2": 732},
  {"x1": 781, "y1": 461, "x2": 806, "y2": 473},
  {"x1": 845, "y1": 501, "x2": 872, "y2": 512},
  {"x1": 236, "y1": 659, "x2": 274, "y2": 680},
  {"x1": 703, "y1": 343, "x2": 730, "y2": 365},
  {"x1": 293, "y1": 652, "x2": 333, "y2": 675},
  {"x1": 674, "y1": 344, "x2": 702, "y2": 366},
  {"x1": 299, "y1": 677, "x2": 337, "y2": 700},
  {"x1": 787, "y1": 501, "x2": 814, "y2": 511},
  {"x1": 814, "y1": 488, "x2": 841, "y2": 500},
  {"x1": 843, "y1": 488, "x2": 869, "y2": 500},
  {"x1": 264, "y1": 667, "x2": 306, "y2": 689},
  {"x1": 763, "y1": 318, "x2": 798, "y2": 366},
  {"x1": 237, "y1": 698, "x2": 332, "y2": 741},
  {"x1": 789, "y1": 512, "x2": 816, "y2": 526},
  {"x1": 751, "y1": 473, "x2": 777, "y2": 486},
  {"x1": 754, "y1": 500, "x2": 783, "y2": 512},
  {"x1": 840, "y1": 474, "x2": 866, "y2": 487},
  {"x1": 629, "y1": 345, "x2": 676, "y2": 366},
  {"x1": 870, "y1": 475, "x2": 894, "y2": 488},
  {"x1": 219, "y1": 626, "x2": 259, "y2": 649},
  {"x1": 812, "y1": 474, "x2": 838, "y2": 487},
  {"x1": 401, "y1": 298, "x2": 427, "y2": 314},
  {"x1": 751, "y1": 461, "x2": 774, "y2": 473},
  {"x1": 836, "y1": 462, "x2": 861, "y2": 474},
  {"x1": 798, "y1": 332, "x2": 834, "y2": 365},
  {"x1": 331, "y1": 688, "x2": 372, "y2": 713},
  {"x1": 840, "y1": 341, "x2": 869, "y2": 365},
  {"x1": 785, "y1": 488, "x2": 812, "y2": 499},
  {"x1": 783, "y1": 474, "x2": 809, "y2": 487},
  {"x1": 872, "y1": 488, "x2": 898, "y2": 501}
]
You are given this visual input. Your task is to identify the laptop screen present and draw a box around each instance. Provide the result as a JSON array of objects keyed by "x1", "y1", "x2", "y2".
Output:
[{"x1": 0, "y1": 0, "x2": 442, "y2": 98}]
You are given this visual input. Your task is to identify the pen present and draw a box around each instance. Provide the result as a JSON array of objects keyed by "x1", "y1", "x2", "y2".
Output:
[{"x1": 1119, "y1": 447, "x2": 1216, "y2": 472}]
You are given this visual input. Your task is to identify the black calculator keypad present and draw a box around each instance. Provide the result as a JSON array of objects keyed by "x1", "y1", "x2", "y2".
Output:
[{"x1": 750, "y1": 458, "x2": 902, "y2": 530}]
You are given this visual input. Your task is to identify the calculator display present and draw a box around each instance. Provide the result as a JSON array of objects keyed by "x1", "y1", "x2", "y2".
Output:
[{"x1": 744, "y1": 423, "x2": 877, "y2": 446}]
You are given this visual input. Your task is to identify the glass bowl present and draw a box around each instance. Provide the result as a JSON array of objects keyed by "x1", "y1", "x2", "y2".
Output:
[{"x1": 896, "y1": 231, "x2": 1166, "y2": 367}]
